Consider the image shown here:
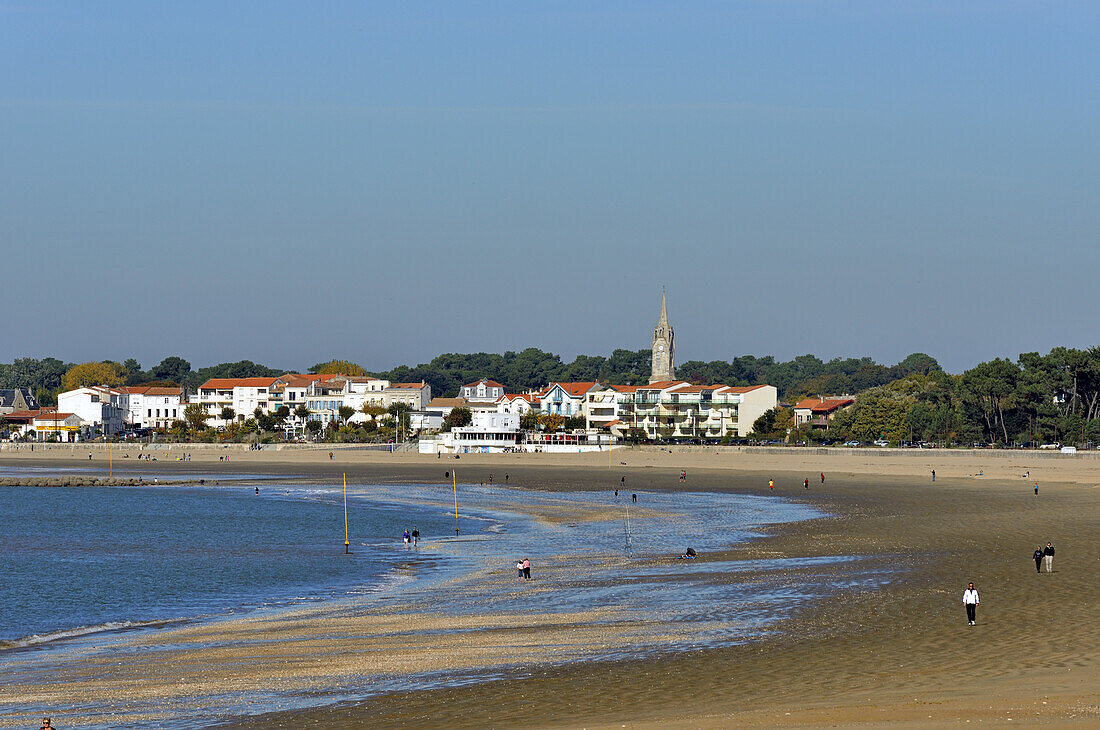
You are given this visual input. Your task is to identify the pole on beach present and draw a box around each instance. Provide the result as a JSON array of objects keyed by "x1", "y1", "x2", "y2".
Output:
[
  {"x1": 343, "y1": 472, "x2": 350, "y2": 554},
  {"x1": 453, "y1": 469, "x2": 459, "y2": 535}
]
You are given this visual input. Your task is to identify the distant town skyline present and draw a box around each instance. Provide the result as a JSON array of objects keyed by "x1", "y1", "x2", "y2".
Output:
[{"x1": 2, "y1": 2, "x2": 1098, "y2": 374}]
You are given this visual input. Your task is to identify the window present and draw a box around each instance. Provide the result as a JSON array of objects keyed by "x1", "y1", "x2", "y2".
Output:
[{"x1": 147, "y1": 409, "x2": 152, "y2": 417}]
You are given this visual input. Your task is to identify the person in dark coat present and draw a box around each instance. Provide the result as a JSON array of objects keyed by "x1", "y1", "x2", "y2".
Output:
[{"x1": 1033, "y1": 546, "x2": 1044, "y2": 573}]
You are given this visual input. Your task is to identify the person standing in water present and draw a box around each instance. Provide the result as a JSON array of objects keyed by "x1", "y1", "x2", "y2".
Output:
[
  {"x1": 522, "y1": 558, "x2": 531, "y2": 580},
  {"x1": 403, "y1": 529, "x2": 410, "y2": 546},
  {"x1": 411, "y1": 527, "x2": 419, "y2": 547},
  {"x1": 632, "y1": 493, "x2": 637, "y2": 503}
]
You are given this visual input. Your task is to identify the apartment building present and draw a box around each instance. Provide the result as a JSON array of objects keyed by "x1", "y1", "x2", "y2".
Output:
[
  {"x1": 538, "y1": 382, "x2": 601, "y2": 417},
  {"x1": 192, "y1": 377, "x2": 281, "y2": 428},
  {"x1": 120, "y1": 386, "x2": 183, "y2": 430},
  {"x1": 56, "y1": 386, "x2": 128, "y2": 435},
  {"x1": 615, "y1": 381, "x2": 777, "y2": 439}
]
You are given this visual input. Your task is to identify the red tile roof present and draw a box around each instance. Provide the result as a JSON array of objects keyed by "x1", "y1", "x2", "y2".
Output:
[
  {"x1": 118, "y1": 386, "x2": 182, "y2": 396},
  {"x1": 540, "y1": 382, "x2": 600, "y2": 397},
  {"x1": 389, "y1": 382, "x2": 427, "y2": 390},
  {"x1": 199, "y1": 378, "x2": 281, "y2": 390},
  {"x1": 462, "y1": 379, "x2": 505, "y2": 390},
  {"x1": 794, "y1": 397, "x2": 854, "y2": 412},
  {"x1": 34, "y1": 412, "x2": 76, "y2": 422}
]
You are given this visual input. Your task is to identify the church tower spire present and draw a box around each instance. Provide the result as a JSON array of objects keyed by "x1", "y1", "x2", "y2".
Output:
[{"x1": 650, "y1": 288, "x2": 675, "y2": 383}]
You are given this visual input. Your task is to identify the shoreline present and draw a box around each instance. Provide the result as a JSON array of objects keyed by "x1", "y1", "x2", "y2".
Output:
[{"x1": 0, "y1": 451, "x2": 1096, "y2": 728}]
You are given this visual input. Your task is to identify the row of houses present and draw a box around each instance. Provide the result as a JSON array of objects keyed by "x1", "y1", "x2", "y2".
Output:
[
  {"x1": 0, "y1": 377, "x2": 432, "y2": 441},
  {"x1": 2, "y1": 372, "x2": 792, "y2": 446},
  {"x1": 438, "y1": 378, "x2": 778, "y2": 441}
]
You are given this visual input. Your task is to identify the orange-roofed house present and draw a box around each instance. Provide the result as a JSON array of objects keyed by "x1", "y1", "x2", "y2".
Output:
[
  {"x1": 496, "y1": 393, "x2": 539, "y2": 417},
  {"x1": 538, "y1": 382, "x2": 602, "y2": 418},
  {"x1": 793, "y1": 397, "x2": 855, "y2": 429},
  {"x1": 32, "y1": 412, "x2": 84, "y2": 441},
  {"x1": 383, "y1": 382, "x2": 432, "y2": 411},
  {"x1": 118, "y1": 385, "x2": 184, "y2": 430},
  {"x1": 460, "y1": 379, "x2": 506, "y2": 402},
  {"x1": 192, "y1": 377, "x2": 282, "y2": 428}
]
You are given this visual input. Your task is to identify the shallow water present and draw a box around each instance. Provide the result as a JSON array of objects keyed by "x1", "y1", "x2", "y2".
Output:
[{"x1": 0, "y1": 478, "x2": 891, "y2": 728}]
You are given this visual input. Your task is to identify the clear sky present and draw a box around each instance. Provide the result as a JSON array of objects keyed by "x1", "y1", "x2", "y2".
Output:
[{"x1": 2, "y1": 1, "x2": 1098, "y2": 374}]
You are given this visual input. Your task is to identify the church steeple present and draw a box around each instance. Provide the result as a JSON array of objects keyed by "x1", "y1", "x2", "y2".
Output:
[{"x1": 650, "y1": 288, "x2": 675, "y2": 383}]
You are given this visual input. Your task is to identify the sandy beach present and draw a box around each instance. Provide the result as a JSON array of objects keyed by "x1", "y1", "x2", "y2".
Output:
[{"x1": 1, "y1": 445, "x2": 1097, "y2": 728}]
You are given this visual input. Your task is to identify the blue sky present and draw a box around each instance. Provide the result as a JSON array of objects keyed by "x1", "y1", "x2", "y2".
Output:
[{"x1": 2, "y1": 1, "x2": 1098, "y2": 373}]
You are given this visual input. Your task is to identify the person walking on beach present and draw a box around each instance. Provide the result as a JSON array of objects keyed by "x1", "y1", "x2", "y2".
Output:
[
  {"x1": 680, "y1": 469, "x2": 687, "y2": 482},
  {"x1": 403, "y1": 529, "x2": 410, "y2": 546},
  {"x1": 411, "y1": 527, "x2": 419, "y2": 547},
  {"x1": 963, "y1": 582, "x2": 979, "y2": 625},
  {"x1": 632, "y1": 493, "x2": 637, "y2": 503},
  {"x1": 768, "y1": 479, "x2": 774, "y2": 490},
  {"x1": 931, "y1": 469, "x2": 936, "y2": 482},
  {"x1": 621, "y1": 475, "x2": 626, "y2": 489},
  {"x1": 1034, "y1": 482, "x2": 1039, "y2": 495},
  {"x1": 517, "y1": 561, "x2": 524, "y2": 580},
  {"x1": 1043, "y1": 542, "x2": 1055, "y2": 572},
  {"x1": 1033, "y1": 546, "x2": 1044, "y2": 573},
  {"x1": 820, "y1": 472, "x2": 825, "y2": 485},
  {"x1": 803, "y1": 478, "x2": 809, "y2": 489},
  {"x1": 522, "y1": 558, "x2": 531, "y2": 580}
]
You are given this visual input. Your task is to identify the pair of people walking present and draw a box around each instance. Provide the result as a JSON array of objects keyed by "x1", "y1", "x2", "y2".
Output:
[
  {"x1": 1033, "y1": 542, "x2": 1055, "y2": 573},
  {"x1": 515, "y1": 558, "x2": 531, "y2": 580}
]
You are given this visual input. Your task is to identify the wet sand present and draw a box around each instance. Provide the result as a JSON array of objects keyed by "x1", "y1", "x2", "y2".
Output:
[{"x1": 2, "y1": 447, "x2": 1097, "y2": 728}]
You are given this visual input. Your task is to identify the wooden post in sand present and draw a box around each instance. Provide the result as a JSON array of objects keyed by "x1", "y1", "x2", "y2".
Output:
[
  {"x1": 453, "y1": 469, "x2": 459, "y2": 536},
  {"x1": 343, "y1": 473, "x2": 350, "y2": 554}
]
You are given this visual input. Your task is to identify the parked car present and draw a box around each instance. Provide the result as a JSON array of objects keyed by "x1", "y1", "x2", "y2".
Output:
[
  {"x1": 1039, "y1": 443, "x2": 1061, "y2": 450},
  {"x1": 843, "y1": 440, "x2": 862, "y2": 447},
  {"x1": 872, "y1": 439, "x2": 889, "y2": 447}
]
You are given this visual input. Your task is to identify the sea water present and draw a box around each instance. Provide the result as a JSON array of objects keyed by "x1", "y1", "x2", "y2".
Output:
[
  {"x1": 0, "y1": 479, "x2": 890, "y2": 727},
  {"x1": 0, "y1": 484, "x2": 455, "y2": 649}
]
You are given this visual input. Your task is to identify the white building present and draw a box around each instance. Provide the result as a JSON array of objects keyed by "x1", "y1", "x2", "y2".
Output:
[
  {"x1": 460, "y1": 379, "x2": 506, "y2": 402},
  {"x1": 384, "y1": 382, "x2": 431, "y2": 410},
  {"x1": 433, "y1": 411, "x2": 521, "y2": 453},
  {"x1": 32, "y1": 412, "x2": 83, "y2": 442},
  {"x1": 56, "y1": 386, "x2": 128, "y2": 435},
  {"x1": 120, "y1": 386, "x2": 183, "y2": 430},
  {"x1": 614, "y1": 381, "x2": 777, "y2": 439},
  {"x1": 191, "y1": 377, "x2": 281, "y2": 428},
  {"x1": 538, "y1": 382, "x2": 601, "y2": 417},
  {"x1": 496, "y1": 393, "x2": 538, "y2": 416}
]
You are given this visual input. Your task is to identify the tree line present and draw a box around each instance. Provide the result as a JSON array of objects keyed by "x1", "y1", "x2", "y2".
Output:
[{"x1": 6, "y1": 347, "x2": 1100, "y2": 445}]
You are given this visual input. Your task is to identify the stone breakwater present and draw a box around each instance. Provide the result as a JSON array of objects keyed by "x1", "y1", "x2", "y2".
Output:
[{"x1": 0, "y1": 477, "x2": 202, "y2": 487}]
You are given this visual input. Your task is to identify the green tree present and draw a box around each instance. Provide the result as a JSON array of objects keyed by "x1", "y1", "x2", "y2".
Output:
[
  {"x1": 306, "y1": 419, "x2": 323, "y2": 434},
  {"x1": 150, "y1": 356, "x2": 191, "y2": 384},
  {"x1": 220, "y1": 407, "x2": 235, "y2": 422},
  {"x1": 443, "y1": 406, "x2": 472, "y2": 430},
  {"x1": 520, "y1": 409, "x2": 541, "y2": 430},
  {"x1": 338, "y1": 405, "x2": 356, "y2": 424},
  {"x1": 183, "y1": 404, "x2": 209, "y2": 432}
]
